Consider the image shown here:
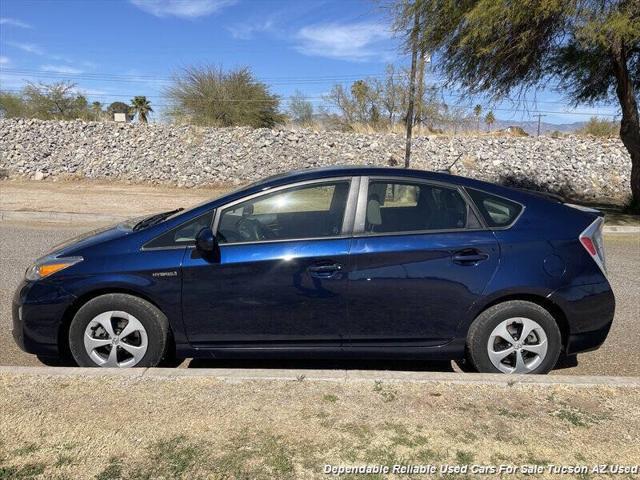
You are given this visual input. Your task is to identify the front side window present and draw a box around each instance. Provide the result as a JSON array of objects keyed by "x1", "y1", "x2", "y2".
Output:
[
  {"x1": 216, "y1": 180, "x2": 350, "y2": 244},
  {"x1": 364, "y1": 181, "x2": 479, "y2": 234},
  {"x1": 144, "y1": 210, "x2": 214, "y2": 249}
]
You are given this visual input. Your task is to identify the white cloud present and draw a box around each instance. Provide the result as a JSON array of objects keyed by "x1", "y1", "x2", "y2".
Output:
[
  {"x1": 130, "y1": 0, "x2": 237, "y2": 18},
  {"x1": 0, "y1": 56, "x2": 10, "y2": 65},
  {"x1": 227, "y1": 19, "x2": 274, "y2": 40},
  {"x1": 6, "y1": 41, "x2": 44, "y2": 55},
  {"x1": 79, "y1": 88, "x2": 108, "y2": 96},
  {"x1": 0, "y1": 17, "x2": 32, "y2": 29},
  {"x1": 295, "y1": 23, "x2": 393, "y2": 61},
  {"x1": 41, "y1": 64, "x2": 84, "y2": 74}
]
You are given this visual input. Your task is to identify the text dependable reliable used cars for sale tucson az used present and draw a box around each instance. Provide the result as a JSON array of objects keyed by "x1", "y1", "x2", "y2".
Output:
[{"x1": 12, "y1": 167, "x2": 615, "y2": 373}]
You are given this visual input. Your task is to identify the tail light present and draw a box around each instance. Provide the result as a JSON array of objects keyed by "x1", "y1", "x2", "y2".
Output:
[{"x1": 579, "y1": 217, "x2": 606, "y2": 275}]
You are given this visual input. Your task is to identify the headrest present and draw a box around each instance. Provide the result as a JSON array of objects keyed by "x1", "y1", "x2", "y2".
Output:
[
  {"x1": 368, "y1": 183, "x2": 388, "y2": 205},
  {"x1": 367, "y1": 199, "x2": 382, "y2": 226}
]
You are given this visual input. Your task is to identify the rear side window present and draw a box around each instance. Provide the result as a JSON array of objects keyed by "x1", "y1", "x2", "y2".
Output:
[
  {"x1": 364, "y1": 181, "x2": 480, "y2": 234},
  {"x1": 144, "y1": 210, "x2": 214, "y2": 249},
  {"x1": 466, "y1": 189, "x2": 523, "y2": 227}
]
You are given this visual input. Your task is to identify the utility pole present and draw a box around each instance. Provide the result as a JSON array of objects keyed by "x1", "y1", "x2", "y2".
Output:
[
  {"x1": 404, "y1": 10, "x2": 420, "y2": 168},
  {"x1": 414, "y1": 47, "x2": 427, "y2": 128},
  {"x1": 535, "y1": 113, "x2": 547, "y2": 136}
]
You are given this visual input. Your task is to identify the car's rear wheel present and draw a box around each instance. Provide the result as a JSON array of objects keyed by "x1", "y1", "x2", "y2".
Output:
[
  {"x1": 466, "y1": 300, "x2": 561, "y2": 374},
  {"x1": 69, "y1": 293, "x2": 169, "y2": 368}
]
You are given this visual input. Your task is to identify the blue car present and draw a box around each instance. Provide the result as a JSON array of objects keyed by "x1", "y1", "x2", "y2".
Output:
[{"x1": 12, "y1": 167, "x2": 614, "y2": 373}]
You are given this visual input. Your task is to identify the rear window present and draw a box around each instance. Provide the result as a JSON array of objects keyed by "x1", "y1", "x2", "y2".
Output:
[{"x1": 466, "y1": 189, "x2": 523, "y2": 227}]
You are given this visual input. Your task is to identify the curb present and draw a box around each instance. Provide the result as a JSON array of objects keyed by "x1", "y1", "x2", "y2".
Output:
[
  {"x1": 1, "y1": 209, "x2": 639, "y2": 232},
  {"x1": 1, "y1": 366, "x2": 639, "y2": 387},
  {"x1": 604, "y1": 225, "x2": 640, "y2": 233}
]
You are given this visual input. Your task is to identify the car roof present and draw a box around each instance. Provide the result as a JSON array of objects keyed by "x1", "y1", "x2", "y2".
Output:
[
  {"x1": 158, "y1": 164, "x2": 573, "y2": 235},
  {"x1": 247, "y1": 166, "x2": 568, "y2": 207},
  {"x1": 247, "y1": 166, "x2": 497, "y2": 193},
  {"x1": 177, "y1": 165, "x2": 553, "y2": 223}
]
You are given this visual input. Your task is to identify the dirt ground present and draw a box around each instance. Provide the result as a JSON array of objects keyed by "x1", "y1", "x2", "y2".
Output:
[
  {"x1": 0, "y1": 179, "x2": 229, "y2": 217},
  {"x1": 1, "y1": 179, "x2": 639, "y2": 226},
  {"x1": 0, "y1": 373, "x2": 639, "y2": 479}
]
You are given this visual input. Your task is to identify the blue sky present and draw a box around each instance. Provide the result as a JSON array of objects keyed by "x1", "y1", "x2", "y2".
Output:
[{"x1": 0, "y1": 0, "x2": 619, "y2": 124}]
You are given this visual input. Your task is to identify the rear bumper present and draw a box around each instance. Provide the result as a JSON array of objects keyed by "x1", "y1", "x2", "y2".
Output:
[
  {"x1": 567, "y1": 321, "x2": 613, "y2": 355},
  {"x1": 548, "y1": 280, "x2": 615, "y2": 355},
  {"x1": 12, "y1": 279, "x2": 76, "y2": 357}
]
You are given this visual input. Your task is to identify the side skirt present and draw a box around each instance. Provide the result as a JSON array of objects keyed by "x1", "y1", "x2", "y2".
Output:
[{"x1": 176, "y1": 338, "x2": 466, "y2": 361}]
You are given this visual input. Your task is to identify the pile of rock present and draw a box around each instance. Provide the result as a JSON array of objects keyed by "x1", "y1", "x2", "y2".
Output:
[{"x1": 0, "y1": 118, "x2": 631, "y2": 203}]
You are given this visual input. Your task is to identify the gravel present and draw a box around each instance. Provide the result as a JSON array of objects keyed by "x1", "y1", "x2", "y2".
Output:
[{"x1": 0, "y1": 118, "x2": 632, "y2": 203}]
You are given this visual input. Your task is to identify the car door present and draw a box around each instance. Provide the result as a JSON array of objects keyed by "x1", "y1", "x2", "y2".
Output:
[
  {"x1": 346, "y1": 177, "x2": 499, "y2": 348},
  {"x1": 180, "y1": 177, "x2": 358, "y2": 348}
]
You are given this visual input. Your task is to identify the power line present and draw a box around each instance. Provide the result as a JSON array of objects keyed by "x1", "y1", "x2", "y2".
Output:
[
  {"x1": 0, "y1": 68, "x2": 618, "y2": 112},
  {"x1": 0, "y1": 68, "x2": 394, "y2": 84},
  {"x1": 0, "y1": 72, "x2": 619, "y2": 117}
]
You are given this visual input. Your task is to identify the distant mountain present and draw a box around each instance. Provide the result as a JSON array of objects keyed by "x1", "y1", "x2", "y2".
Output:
[
  {"x1": 308, "y1": 112, "x2": 592, "y2": 136},
  {"x1": 491, "y1": 119, "x2": 587, "y2": 136}
]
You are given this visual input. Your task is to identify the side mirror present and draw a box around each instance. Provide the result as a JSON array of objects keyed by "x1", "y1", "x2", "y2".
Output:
[{"x1": 195, "y1": 227, "x2": 217, "y2": 253}]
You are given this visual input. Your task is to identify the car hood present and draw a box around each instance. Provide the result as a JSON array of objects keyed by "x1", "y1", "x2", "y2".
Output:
[{"x1": 45, "y1": 222, "x2": 135, "y2": 259}]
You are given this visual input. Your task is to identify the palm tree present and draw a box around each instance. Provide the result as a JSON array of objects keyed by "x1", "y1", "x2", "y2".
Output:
[
  {"x1": 484, "y1": 110, "x2": 495, "y2": 132},
  {"x1": 91, "y1": 101, "x2": 102, "y2": 121},
  {"x1": 473, "y1": 104, "x2": 482, "y2": 131},
  {"x1": 130, "y1": 96, "x2": 153, "y2": 123}
]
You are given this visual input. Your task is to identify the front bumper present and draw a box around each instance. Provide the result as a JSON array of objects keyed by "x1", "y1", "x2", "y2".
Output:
[{"x1": 12, "y1": 279, "x2": 76, "y2": 356}]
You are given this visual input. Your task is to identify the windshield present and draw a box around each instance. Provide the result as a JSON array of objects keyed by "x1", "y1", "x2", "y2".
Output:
[
  {"x1": 118, "y1": 182, "x2": 260, "y2": 231},
  {"x1": 156, "y1": 179, "x2": 280, "y2": 220}
]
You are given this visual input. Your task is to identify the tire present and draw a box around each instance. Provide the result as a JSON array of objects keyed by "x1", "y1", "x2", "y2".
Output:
[
  {"x1": 69, "y1": 293, "x2": 169, "y2": 368},
  {"x1": 466, "y1": 300, "x2": 561, "y2": 374}
]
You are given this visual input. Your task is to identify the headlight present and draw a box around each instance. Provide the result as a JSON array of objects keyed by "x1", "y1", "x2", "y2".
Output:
[{"x1": 25, "y1": 256, "x2": 83, "y2": 281}]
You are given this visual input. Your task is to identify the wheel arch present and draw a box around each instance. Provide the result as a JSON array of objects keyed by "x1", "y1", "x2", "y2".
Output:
[
  {"x1": 57, "y1": 287, "x2": 176, "y2": 359},
  {"x1": 467, "y1": 293, "x2": 570, "y2": 350}
]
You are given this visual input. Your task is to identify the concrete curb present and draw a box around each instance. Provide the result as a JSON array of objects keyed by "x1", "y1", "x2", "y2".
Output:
[
  {"x1": 1, "y1": 366, "x2": 639, "y2": 387},
  {"x1": 1, "y1": 209, "x2": 639, "y2": 232},
  {"x1": 604, "y1": 225, "x2": 640, "y2": 233}
]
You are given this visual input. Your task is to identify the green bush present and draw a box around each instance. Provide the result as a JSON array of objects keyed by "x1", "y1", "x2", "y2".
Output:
[
  {"x1": 165, "y1": 66, "x2": 284, "y2": 128},
  {"x1": 578, "y1": 117, "x2": 619, "y2": 138}
]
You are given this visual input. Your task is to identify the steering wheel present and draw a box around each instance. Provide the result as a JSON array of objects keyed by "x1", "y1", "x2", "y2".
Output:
[{"x1": 236, "y1": 217, "x2": 269, "y2": 241}]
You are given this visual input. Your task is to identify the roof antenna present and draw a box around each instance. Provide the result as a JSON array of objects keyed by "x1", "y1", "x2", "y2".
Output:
[{"x1": 438, "y1": 153, "x2": 463, "y2": 174}]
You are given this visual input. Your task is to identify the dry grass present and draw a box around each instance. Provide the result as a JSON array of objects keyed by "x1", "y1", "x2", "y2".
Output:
[{"x1": 1, "y1": 374, "x2": 639, "y2": 479}]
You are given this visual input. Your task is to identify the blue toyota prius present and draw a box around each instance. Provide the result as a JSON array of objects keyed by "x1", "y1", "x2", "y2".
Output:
[{"x1": 12, "y1": 167, "x2": 614, "y2": 373}]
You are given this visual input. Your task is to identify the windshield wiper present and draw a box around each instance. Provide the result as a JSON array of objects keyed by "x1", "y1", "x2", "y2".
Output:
[{"x1": 133, "y1": 208, "x2": 183, "y2": 231}]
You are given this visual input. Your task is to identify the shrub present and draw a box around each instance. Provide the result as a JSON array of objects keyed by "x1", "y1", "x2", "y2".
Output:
[{"x1": 578, "y1": 117, "x2": 618, "y2": 138}]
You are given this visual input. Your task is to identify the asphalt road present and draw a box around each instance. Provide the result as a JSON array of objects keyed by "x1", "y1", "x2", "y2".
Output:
[{"x1": 1, "y1": 221, "x2": 638, "y2": 376}]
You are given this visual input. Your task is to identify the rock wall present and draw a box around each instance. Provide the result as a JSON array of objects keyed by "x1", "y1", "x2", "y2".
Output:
[{"x1": 0, "y1": 118, "x2": 632, "y2": 203}]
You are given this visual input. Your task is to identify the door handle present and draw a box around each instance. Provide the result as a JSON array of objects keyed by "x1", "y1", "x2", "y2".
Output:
[
  {"x1": 452, "y1": 250, "x2": 489, "y2": 265},
  {"x1": 308, "y1": 263, "x2": 343, "y2": 278}
]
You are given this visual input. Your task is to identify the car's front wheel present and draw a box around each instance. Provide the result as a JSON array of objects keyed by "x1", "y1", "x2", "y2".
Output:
[
  {"x1": 68, "y1": 293, "x2": 169, "y2": 368},
  {"x1": 466, "y1": 300, "x2": 562, "y2": 374}
]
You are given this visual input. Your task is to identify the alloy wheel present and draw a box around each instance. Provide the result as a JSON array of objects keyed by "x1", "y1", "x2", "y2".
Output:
[
  {"x1": 487, "y1": 317, "x2": 548, "y2": 374},
  {"x1": 83, "y1": 311, "x2": 148, "y2": 367}
]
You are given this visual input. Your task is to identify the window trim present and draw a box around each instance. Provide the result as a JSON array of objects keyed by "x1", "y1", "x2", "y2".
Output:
[
  {"x1": 211, "y1": 176, "x2": 359, "y2": 247},
  {"x1": 463, "y1": 187, "x2": 526, "y2": 230},
  {"x1": 352, "y1": 176, "x2": 489, "y2": 238}
]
